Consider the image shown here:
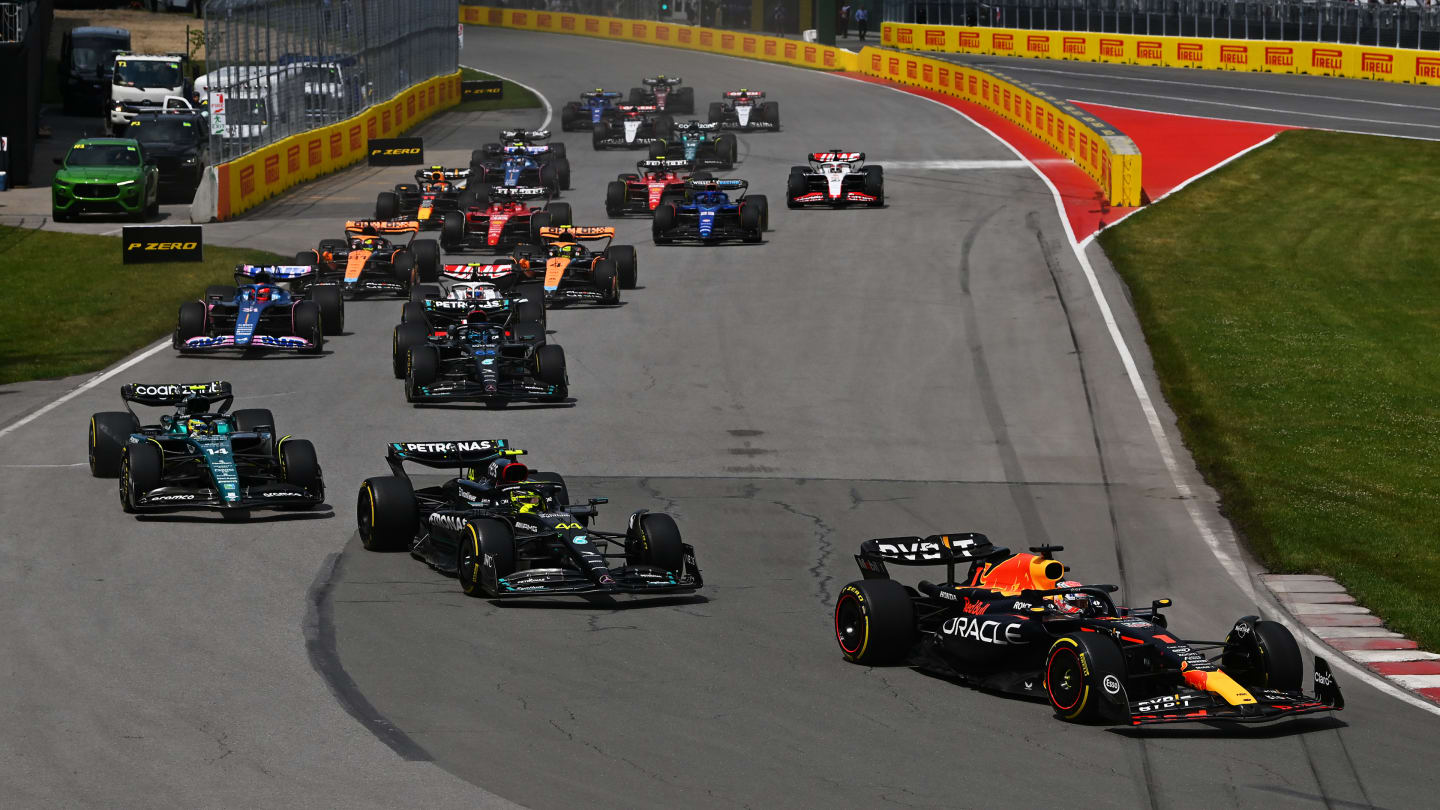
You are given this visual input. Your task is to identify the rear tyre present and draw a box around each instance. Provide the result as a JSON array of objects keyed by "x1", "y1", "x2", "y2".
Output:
[
  {"x1": 89, "y1": 412, "x2": 140, "y2": 477},
  {"x1": 592, "y1": 121, "x2": 609, "y2": 150},
  {"x1": 176, "y1": 300, "x2": 208, "y2": 342},
  {"x1": 539, "y1": 164, "x2": 560, "y2": 197},
  {"x1": 409, "y1": 283, "x2": 441, "y2": 303},
  {"x1": 357, "y1": 475, "x2": 417, "y2": 552},
  {"x1": 375, "y1": 191, "x2": 400, "y2": 220},
  {"x1": 605, "y1": 181, "x2": 627, "y2": 217},
  {"x1": 674, "y1": 86, "x2": 695, "y2": 114},
  {"x1": 834, "y1": 579, "x2": 915, "y2": 664},
  {"x1": 761, "y1": 101, "x2": 780, "y2": 129},
  {"x1": 740, "y1": 199, "x2": 764, "y2": 241},
  {"x1": 411, "y1": 239, "x2": 441, "y2": 283},
  {"x1": 232, "y1": 408, "x2": 276, "y2": 432},
  {"x1": 1045, "y1": 634, "x2": 1128, "y2": 723},
  {"x1": 555, "y1": 157, "x2": 571, "y2": 190},
  {"x1": 654, "y1": 113, "x2": 675, "y2": 141},
  {"x1": 441, "y1": 210, "x2": 465, "y2": 251},
  {"x1": 628, "y1": 87, "x2": 646, "y2": 105},
  {"x1": 546, "y1": 202, "x2": 572, "y2": 227},
  {"x1": 458, "y1": 518, "x2": 515, "y2": 597},
  {"x1": 311, "y1": 284, "x2": 345, "y2": 335},
  {"x1": 561, "y1": 102, "x2": 580, "y2": 131},
  {"x1": 707, "y1": 102, "x2": 723, "y2": 123},
  {"x1": 293, "y1": 302, "x2": 324, "y2": 354},
  {"x1": 514, "y1": 282, "x2": 546, "y2": 324},
  {"x1": 607, "y1": 245, "x2": 638, "y2": 289},
  {"x1": 647, "y1": 141, "x2": 666, "y2": 160},
  {"x1": 279, "y1": 438, "x2": 323, "y2": 500},
  {"x1": 392, "y1": 322, "x2": 430, "y2": 379},
  {"x1": 652, "y1": 203, "x2": 676, "y2": 245},
  {"x1": 120, "y1": 441, "x2": 163, "y2": 513},
  {"x1": 401, "y1": 301, "x2": 427, "y2": 325},
  {"x1": 1222, "y1": 617, "x2": 1303, "y2": 691},
  {"x1": 625, "y1": 512, "x2": 685, "y2": 574}
]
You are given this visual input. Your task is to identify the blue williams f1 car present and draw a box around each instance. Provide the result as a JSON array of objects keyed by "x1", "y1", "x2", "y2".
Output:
[
  {"x1": 652, "y1": 178, "x2": 769, "y2": 245},
  {"x1": 560, "y1": 90, "x2": 624, "y2": 131},
  {"x1": 357, "y1": 439, "x2": 702, "y2": 599},
  {"x1": 174, "y1": 266, "x2": 341, "y2": 354},
  {"x1": 88, "y1": 381, "x2": 325, "y2": 516}
]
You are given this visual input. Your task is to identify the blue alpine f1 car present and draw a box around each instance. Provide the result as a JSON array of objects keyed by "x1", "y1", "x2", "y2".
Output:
[
  {"x1": 652, "y1": 178, "x2": 769, "y2": 245},
  {"x1": 173, "y1": 266, "x2": 342, "y2": 354}
]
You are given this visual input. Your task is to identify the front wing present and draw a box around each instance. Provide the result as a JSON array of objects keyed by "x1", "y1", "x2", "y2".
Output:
[
  {"x1": 132, "y1": 481, "x2": 323, "y2": 512},
  {"x1": 487, "y1": 544, "x2": 703, "y2": 597},
  {"x1": 407, "y1": 377, "x2": 562, "y2": 403},
  {"x1": 1128, "y1": 658, "x2": 1343, "y2": 726}
]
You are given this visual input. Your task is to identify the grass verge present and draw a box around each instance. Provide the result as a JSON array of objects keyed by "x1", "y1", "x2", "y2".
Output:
[
  {"x1": 0, "y1": 226, "x2": 285, "y2": 385},
  {"x1": 1098, "y1": 129, "x2": 1440, "y2": 651},
  {"x1": 455, "y1": 66, "x2": 542, "y2": 113}
]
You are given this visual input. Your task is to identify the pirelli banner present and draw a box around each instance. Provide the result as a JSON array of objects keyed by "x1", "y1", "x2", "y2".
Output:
[
  {"x1": 881, "y1": 24, "x2": 1440, "y2": 86},
  {"x1": 459, "y1": 5, "x2": 859, "y2": 72},
  {"x1": 856, "y1": 47, "x2": 1140, "y2": 207},
  {"x1": 212, "y1": 71, "x2": 463, "y2": 221}
]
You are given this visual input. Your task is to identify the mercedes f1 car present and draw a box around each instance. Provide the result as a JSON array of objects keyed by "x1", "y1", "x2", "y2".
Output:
[
  {"x1": 174, "y1": 269, "x2": 335, "y2": 354},
  {"x1": 707, "y1": 90, "x2": 779, "y2": 131},
  {"x1": 593, "y1": 105, "x2": 674, "y2": 151},
  {"x1": 560, "y1": 90, "x2": 624, "y2": 132},
  {"x1": 646, "y1": 121, "x2": 737, "y2": 170},
  {"x1": 652, "y1": 179, "x2": 769, "y2": 245},
  {"x1": 439, "y1": 186, "x2": 572, "y2": 253},
  {"x1": 833, "y1": 533, "x2": 1345, "y2": 726},
  {"x1": 295, "y1": 220, "x2": 441, "y2": 297},
  {"x1": 89, "y1": 380, "x2": 324, "y2": 516},
  {"x1": 375, "y1": 166, "x2": 473, "y2": 227},
  {"x1": 357, "y1": 439, "x2": 702, "y2": 598},
  {"x1": 628, "y1": 75, "x2": 695, "y2": 113},
  {"x1": 401, "y1": 308, "x2": 564, "y2": 405},
  {"x1": 605, "y1": 159, "x2": 712, "y2": 217},
  {"x1": 391, "y1": 273, "x2": 546, "y2": 378},
  {"x1": 788, "y1": 151, "x2": 885, "y2": 208},
  {"x1": 514, "y1": 225, "x2": 638, "y2": 302},
  {"x1": 470, "y1": 130, "x2": 570, "y2": 190}
]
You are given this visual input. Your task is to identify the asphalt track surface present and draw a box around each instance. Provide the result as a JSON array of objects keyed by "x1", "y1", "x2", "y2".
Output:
[
  {"x1": 2, "y1": 24, "x2": 1439, "y2": 810},
  {"x1": 929, "y1": 51, "x2": 1440, "y2": 138}
]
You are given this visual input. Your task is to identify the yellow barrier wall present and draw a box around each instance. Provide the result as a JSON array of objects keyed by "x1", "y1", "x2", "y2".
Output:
[
  {"x1": 881, "y1": 23, "x2": 1440, "y2": 86},
  {"x1": 459, "y1": 5, "x2": 859, "y2": 71},
  {"x1": 215, "y1": 71, "x2": 463, "y2": 220},
  {"x1": 855, "y1": 47, "x2": 1141, "y2": 206}
]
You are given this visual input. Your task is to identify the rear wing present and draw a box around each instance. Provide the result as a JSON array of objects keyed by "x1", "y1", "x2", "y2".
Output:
[
  {"x1": 855, "y1": 533, "x2": 1000, "y2": 582},
  {"x1": 499, "y1": 128, "x2": 550, "y2": 141},
  {"x1": 501, "y1": 144, "x2": 551, "y2": 156},
  {"x1": 674, "y1": 121, "x2": 718, "y2": 132},
  {"x1": 487, "y1": 185, "x2": 549, "y2": 201},
  {"x1": 686, "y1": 178, "x2": 747, "y2": 191},
  {"x1": 810, "y1": 151, "x2": 864, "y2": 163},
  {"x1": 413, "y1": 167, "x2": 470, "y2": 182},
  {"x1": 345, "y1": 219, "x2": 420, "y2": 236},
  {"x1": 538, "y1": 225, "x2": 614, "y2": 241},
  {"x1": 121, "y1": 381, "x2": 233, "y2": 410},
  {"x1": 580, "y1": 90, "x2": 622, "y2": 100},
  {"x1": 235, "y1": 264, "x2": 315, "y2": 280},
  {"x1": 617, "y1": 104, "x2": 659, "y2": 113},
  {"x1": 441, "y1": 263, "x2": 514, "y2": 280},
  {"x1": 723, "y1": 90, "x2": 765, "y2": 99},
  {"x1": 638, "y1": 158, "x2": 692, "y2": 171},
  {"x1": 644, "y1": 76, "x2": 683, "y2": 86},
  {"x1": 385, "y1": 440, "x2": 522, "y2": 476}
]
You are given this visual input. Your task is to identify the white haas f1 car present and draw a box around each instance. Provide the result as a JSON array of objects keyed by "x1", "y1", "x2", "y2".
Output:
[
  {"x1": 707, "y1": 90, "x2": 779, "y2": 131},
  {"x1": 787, "y1": 151, "x2": 885, "y2": 208}
]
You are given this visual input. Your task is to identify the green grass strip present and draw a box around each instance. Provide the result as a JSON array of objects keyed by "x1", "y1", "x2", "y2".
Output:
[
  {"x1": 0, "y1": 225, "x2": 285, "y2": 385},
  {"x1": 455, "y1": 66, "x2": 542, "y2": 113},
  {"x1": 1098, "y1": 129, "x2": 1440, "y2": 650}
]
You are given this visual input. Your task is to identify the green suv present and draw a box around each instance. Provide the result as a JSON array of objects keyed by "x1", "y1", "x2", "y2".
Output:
[{"x1": 52, "y1": 138, "x2": 160, "y2": 222}]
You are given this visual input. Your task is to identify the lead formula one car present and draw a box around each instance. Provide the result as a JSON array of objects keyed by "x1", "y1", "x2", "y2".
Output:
[
  {"x1": 628, "y1": 75, "x2": 695, "y2": 113},
  {"x1": 833, "y1": 533, "x2": 1344, "y2": 726},
  {"x1": 88, "y1": 380, "x2": 324, "y2": 516},
  {"x1": 788, "y1": 151, "x2": 885, "y2": 208},
  {"x1": 357, "y1": 439, "x2": 702, "y2": 598},
  {"x1": 652, "y1": 179, "x2": 769, "y2": 245}
]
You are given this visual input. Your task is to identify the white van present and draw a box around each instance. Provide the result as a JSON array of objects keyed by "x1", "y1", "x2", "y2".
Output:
[{"x1": 109, "y1": 53, "x2": 188, "y2": 134}]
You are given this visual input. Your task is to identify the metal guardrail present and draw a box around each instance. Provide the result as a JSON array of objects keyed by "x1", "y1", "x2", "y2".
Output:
[
  {"x1": 0, "y1": 2, "x2": 29, "y2": 44},
  {"x1": 204, "y1": 0, "x2": 459, "y2": 163},
  {"x1": 882, "y1": 0, "x2": 1440, "y2": 49}
]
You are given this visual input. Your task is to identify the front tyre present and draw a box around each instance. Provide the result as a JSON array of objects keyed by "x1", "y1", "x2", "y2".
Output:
[
  {"x1": 1222, "y1": 617, "x2": 1303, "y2": 691},
  {"x1": 120, "y1": 442, "x2": 163, "y2": 513},
  {"x1": 357, "y1": 476, "x2": 417, "y2": 551},
  {"x1": 90, "y1": 412, "x2": 140, "y2": 477},
  {"x1": 625, "y1": 511, "x2": 685, "y2": 574},
  {"x1": 279, "y1": 438, "x2": 323, "y2": 501},
  {"x1": 1045, "y1": 634, "x2": 1128, "y2": 723},
  {"x1": 834, "y1": 579, "x2": 915, "y2": 665},
  {"x1": 458, "y1": 518, "x2": 516, "y2": 597}
]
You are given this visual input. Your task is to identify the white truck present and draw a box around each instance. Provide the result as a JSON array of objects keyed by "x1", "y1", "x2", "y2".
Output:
[{"x1": 108, "y1": 53, "x2": 190, "y2": 135}]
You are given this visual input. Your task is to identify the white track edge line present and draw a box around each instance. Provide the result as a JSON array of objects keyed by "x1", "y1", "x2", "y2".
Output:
[
  {"x1": 0, "y1": 337, "x2": 171, "y2": 441},
  {"x1": 1069, "y1": 98, "x2": 1440, "y2": 143},
  {"x1": 831, "y1": 72, "x2": 1440, "y2": 717},
  {"x1": 461, "y1": 64, "x2": 553, "y2": 130}
]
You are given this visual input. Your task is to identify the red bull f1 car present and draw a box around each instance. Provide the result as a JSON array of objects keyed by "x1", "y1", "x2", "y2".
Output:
[
  {"x1": 707, "y1": 90, "x2": 779, "y2": 131},
  {"x1": 375, "y1": 166, "x2": 474, "y2": 227},
  {"x1": 357, "y1": 439, "x2": 702, "y2": 598},
  {"x1": 788, "y1": 151, "x2": 885, "y2": 208},
  {"x1": 605, "y1": 159, "x2": 711, "y2": 217},
  {"x1": 628, "y1": 75, "x2": 695, "y2": 113},
  {"x1": 834, "y1": 533, "x2": 1344, "y2": 726},
  {"x1": 439, "y1": 186, "x2": 573, "y2": 253}
]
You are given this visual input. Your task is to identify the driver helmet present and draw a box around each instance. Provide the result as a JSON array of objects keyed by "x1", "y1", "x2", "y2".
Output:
[
  {"x1": 508, "y1": 488, "x2": 543, "y2": 514},
  {"x1": 185, "y1": 416, "x2": 211, "y2": 435},
  {"x1": 556, "y1": 244, "x2": 576, "y2": 259},
  {"x1": 1048, "y1": 580, "x2": 1088, "y2": 615},
  {"x1": 255, "y1": 286, "x2": 273, "y2": 302},
  {"x1": 448, "y1": 282, "x2": 502, "y2": 302}
]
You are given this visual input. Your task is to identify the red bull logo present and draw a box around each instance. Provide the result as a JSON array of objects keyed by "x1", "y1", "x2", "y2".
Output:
[
  {"x1": 1220, "y1": 45, "x2": 1248, "y2": 65},
  {"x1": 1177, "y1": 43, "x2": 1203, "y2": 62},
  {"x1": 1028, "y1": 35, "x2": 1050, "y2": 54},
  {"x1": 1137, "y1": 40, "x2": 1163, "y2": 60},
  {"x1": 1417, "y1": 56, "x2": 1440, "y2": 78},
  {"x1": 925, "y1": 29, "x2": 945, "y2": 46},
  {"x1": 1313, "y1": 48, "x2": 1343, "y2": 70},
  {"x1": 994, "y1": 33, "x2": 1014, "y2": 51},
  {"x1": 1063, "y1": 37, "x2": 1086, "y2": 56},
  {"x1": 1361, "y1": 52, "x2": 1394, "y2": 73},
  {"x1": 1265, "y1": 46, "x2": 1293, "y2": 67}
]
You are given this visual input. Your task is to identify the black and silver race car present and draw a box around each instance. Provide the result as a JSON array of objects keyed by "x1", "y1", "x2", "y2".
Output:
[
  {"x1": 707, "y1": 89, "x2": 779, "y2": 131},
  {"x1": 787, "y1": 151, "x2": 884, "y2": 208},
  {"x1": 357, "y1": 439, "x2": 702, "y2": 598},
  {"x1": 88, "y1": 381, "x2": 324, "y2": 516},
  {"x1": 833, "y1": 533, "x2": 1344, "y2": 726},
  {"x1": 401, "y1": 310, "x2": 565, "y2": 406},
  {"x1": 628, "y1": 75, "x2": 695, "y2": 113},
  {"x1": 391, "y1": 273, "x2": 546, "y2": 378}
]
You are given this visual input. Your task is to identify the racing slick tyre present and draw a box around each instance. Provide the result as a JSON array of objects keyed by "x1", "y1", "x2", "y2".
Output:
[
  {"x1": 1222, "y1": 617, "x2": 1303, "y2": 691},
  {"x1": 393, "y1": 250, "x2": 417, "y2": 287},
  {"x1": 1045, "y1": 634, "x2": 1128, "y2": 723},
  {"x1": 357, "y1": 475, "x2": 417, "y2": 552},
  {"x1": 786, "y1": 172, "x2": 807, "y2": 208},
  {"x1": 176, "y1": 300, "x2": 208, "y2": 345},
  {"x1": 458, "y1": 518, "x2": 515, "y2": 597},
  {"x1": 740, "y1": 196, "x2": 767, "y2": 242},
  {"x1": 717, "y1": 134, "x2": 738, "y2": 167},
  {"x1": 292, "y1": 301, "x2": 325, "y2": 354},
  {"x1": 592, "y1": 260, "x2": 620, "y2": 304},
  {"x1": 406, "y1": 344, "x2": 440, "y2": 397},
  {"x1": 514, "y1": 281, "x2": 546, "y2": 324},
  {"x1": 534, "y1": 344, "x2": 568, "y2": 403},
  {"x1": 392, "y1": 322, "x2": 429, "y2": 379},
  {"x1": 469, "y1": 183, "x2": 494, "y2": 207},
  {"x1": 646, "y1": 141, "x2": 666, "y2": 160},
  {"x1": 605, "y1": 181, "x2": 627, "y2": 217},
  {"x1": 760, "y1": 101, "x2": 780, "y2": 129},
  {"x1": 707, "y1": 102, "x2": 723, "y2": 123},
  {"x1": 375, "y1": 191, "x2": 400, "y2": 221},
  {"x1": 119, "y1": 441, "x2": 163, "y2": 513},
  {"x1": 529, "y1": 471, "x2": 570, "y2": 507},
  {"x1": 628, "y1": 87, "x2": 646, "y2": 105},
  {"x1": 205, "y1": 285, "x2": 237, "y2": 302},
  {"x1": 90, "y1": 412, "x2": 140, "y2": 477},
  {"x1": 625, "y1": 512, "x2": 685, "y2": 574},
  {"x1": 456, "y1": 189, "x2": 480, "y2": 210},
  {"x1": 653, "y1": 203, "x2": 676, "y2": 245},
  {"x1": 863, "y1": 165, "x2": 885, "y2": 205},
  {"x1": 469, "y1": 149, "x2": 488, "y2": 175},
  {"x1": 592, "y1": 122, "x2": 610, "y2": 150},
  {"x1": 401, "y1": 301, "x2": 427, "y2": 325},
  {"x1": 529, "y1": 211, "x2": 553, "y2": 243},
  {"x1": 440, "y1": 211, "x2": 465, "y2": 251},
  {"x1": 546, "y1": 202, "x2": 573, "y2": 228},
  {"x1": 654, "y1": 114, "x2": 675, "y2": 141},
  {"x1": 690, "y1": 171, "x2": 713, "y2": 181},
  {"x1": 311, "y1": 284, "x2": 345, "y2": 335},
  {"x1": 834, "y1": 578, "x2": 915, "y2": 665},
  {"x1": 409, "y1": 283, "x2": 441, "y2": 303},
  {"x1": 539, "y1": 164, "x2": 560, "y2": 197},
  {"x1": 673, "y1": 86, "x2": 695, "y2": 114},
  {"x1": 549, "y1": 143, "x2": 567, "y2": 160},
  {"x1": 279, "y1": 438, "x2": 323, "y2": 503},
  {"x1": 751, "y1": 194, "x2": 770, "y2": 230},
  {"x1": 561, "y1": 103, "x2": 580, "y2": 131},
  {"x1": 232, "y1": 408, "x2": 276, "y2": 432},
  {"x1": 411, "y1": 239, "x2": 441, "y2": 283},
  {"x1": 607, "y1": 245, "x2": 638, "y2": 289},
  {"x1": 293, "y1": 250, "x2": 318, "y2": 268},
  {"x1": 555, "y1": 157, "x2": 572, "y2": 190}
]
